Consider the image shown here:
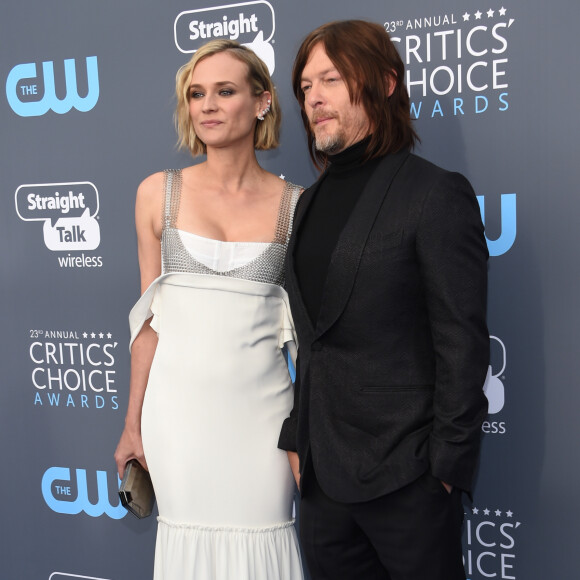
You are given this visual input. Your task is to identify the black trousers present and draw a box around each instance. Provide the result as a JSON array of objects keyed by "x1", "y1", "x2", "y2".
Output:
[{"x1": 299, "y1": 462, "x2": 466, "y2": 580}]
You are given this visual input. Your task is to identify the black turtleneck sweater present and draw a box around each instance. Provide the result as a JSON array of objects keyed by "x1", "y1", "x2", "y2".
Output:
[{"x1": 295, "y1": 138, "x2": 383, "y2": 323}]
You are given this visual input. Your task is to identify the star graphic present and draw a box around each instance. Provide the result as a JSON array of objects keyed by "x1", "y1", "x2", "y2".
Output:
[
  {"x1": 506, "y1": 510, "x2": 513, "y2": 517},
  {"x1": 499, "y1": 7, "x2": 507, "y2": 16},
  {"x1": 90, "y1": 332, "x2": 96, "y2": 338},
  {"x1": 475, "y1": 10, "x2": 482, "y2": 19},
  {"x1": 483, "y1": 508, "x2": 490, "y2": 515},
  {"x1": 83, "y1": 332, "x2": 88, "y2": 338},
  {"x1": 472, "y1": 507, "x2": 479, "y2": 514},
  {"x1": 279, "y1": 174, "x2": 286, "y2": 180},
  {"x1": 99, "y1": 332, "x2": 104, "y2": 339},
  {"x1": 487, "y1": 9, "x2": 495, "y2": 17},
  {"x1": 495, "y1": 509, "x2": 502, "y2": 516},
  {"x1": 463, "y1": 12, "x2": 470, "y2": 21},
  {"x1": 107, "y1": 333, "x2": 112, "y2": 339}
]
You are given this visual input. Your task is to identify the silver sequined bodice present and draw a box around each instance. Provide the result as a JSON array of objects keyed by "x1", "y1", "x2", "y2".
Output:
[{"x1": 161, "y1": 169, "x2": 301, "y2": 286}]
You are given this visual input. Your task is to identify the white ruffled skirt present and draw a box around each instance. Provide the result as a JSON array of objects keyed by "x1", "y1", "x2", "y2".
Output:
[{"x1": 130, "y1": 274, "x2": 303, "y2": 579}]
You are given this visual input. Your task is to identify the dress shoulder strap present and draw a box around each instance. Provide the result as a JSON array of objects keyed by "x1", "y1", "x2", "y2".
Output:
[
  {"x1": 274, "y1": 182, "x2": 302, "y2": 245},
  {"x1": 162, "y1": 169, "x2": 183, "y2": 230}
]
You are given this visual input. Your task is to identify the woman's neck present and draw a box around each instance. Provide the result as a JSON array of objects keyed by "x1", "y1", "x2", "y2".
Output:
[{"x1": 203, "y1": 143, "x2": 265, "y2": 193}]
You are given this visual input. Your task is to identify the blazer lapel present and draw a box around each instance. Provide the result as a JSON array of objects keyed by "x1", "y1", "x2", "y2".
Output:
[
  {"x1": 315, "y1": 149, "x2": 410, "y2": 337},
  {"x1": 286, "y1": 172, "x2": 329, "y2": 336}
]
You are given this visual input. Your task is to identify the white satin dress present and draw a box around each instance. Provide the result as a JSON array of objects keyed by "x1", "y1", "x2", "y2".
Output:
[{"x1": 129, "y1": 170, "x2": 303, "y2": 580}]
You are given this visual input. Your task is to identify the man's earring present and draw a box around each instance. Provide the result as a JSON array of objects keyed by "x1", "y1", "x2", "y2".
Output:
[{"x1": 257, "y1": 99, "x2": 271, "y2": 121}]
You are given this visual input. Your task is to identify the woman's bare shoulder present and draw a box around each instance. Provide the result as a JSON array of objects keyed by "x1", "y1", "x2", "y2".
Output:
[{"x1": 137, "y1": 171, "x2": 166, "y2": 202}]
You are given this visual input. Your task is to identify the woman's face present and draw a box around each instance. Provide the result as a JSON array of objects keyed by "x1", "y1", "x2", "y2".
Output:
[{"x1": 188, "y1": 52, "x2": 268, "y2": 151}]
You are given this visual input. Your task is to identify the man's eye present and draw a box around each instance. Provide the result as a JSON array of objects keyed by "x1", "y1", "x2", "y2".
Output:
[{"x1": 301, "y1": 85, "x2": 311, "y2": 93}]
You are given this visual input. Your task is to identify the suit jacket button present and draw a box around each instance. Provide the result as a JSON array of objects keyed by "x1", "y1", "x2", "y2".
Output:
[{"x1": 311, "y1": 341, "x2": 323, "y2": 351}]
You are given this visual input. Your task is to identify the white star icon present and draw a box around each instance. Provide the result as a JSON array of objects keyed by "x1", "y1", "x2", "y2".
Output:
[
  {"x1": 475, "y1": 10, "x2": 482, "y2": 19},
  {"x1": 82, "y1": 332, "x2": 88, "y2": 338},
  {"x1": 487, "y1": 9, "x2": 495, "y2": 17},
  {"x1": 495, "y1": 509, "x2": 502, "y2": 516},
  {"x1": 99, "y1": 332, "x2": 104, "y2": 339},
  {"x1": 90, "y1": 332, "x2": 96, "y2": 338},
  {"x1": 506, "y1": 510, "x2": 513, "y2": 517},
  {"x1": 499, "y1": 7, "x2": 507, "y2": 16},
  {"x1": 279, "y1": 174, "x2": 286, "y2": 180},
  {"x1": 463, "y1": 12, "x2": 470, "y2": 21},
  {"x1": 483, "y1": 508, "x2": 490, "y2": 515},
  {"x1": 472, "y1": 507, "x2": 479, "y2": 514},
  {"x1": 107, "y1": 333, "x2": 112, "y2": 339}
]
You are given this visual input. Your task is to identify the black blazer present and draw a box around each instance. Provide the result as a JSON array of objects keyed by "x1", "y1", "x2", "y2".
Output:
[{"x1": 279, "y1": 150, "x2": 490, "y2": 503}]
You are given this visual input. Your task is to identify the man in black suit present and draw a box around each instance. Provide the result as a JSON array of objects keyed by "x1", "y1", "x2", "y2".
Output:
[{"x1": 278, "y1": 20, "x2": 489, "y2": 580}]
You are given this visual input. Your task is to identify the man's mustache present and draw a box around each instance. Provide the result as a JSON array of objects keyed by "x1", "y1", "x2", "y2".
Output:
[{"x1": 310, "y1": 111, "x2": 337, "y2": 127}]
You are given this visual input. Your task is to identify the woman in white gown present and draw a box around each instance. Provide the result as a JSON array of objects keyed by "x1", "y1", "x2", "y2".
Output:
[{"x1": 114, "y1": 40, "x2": 303, "y2": 580}]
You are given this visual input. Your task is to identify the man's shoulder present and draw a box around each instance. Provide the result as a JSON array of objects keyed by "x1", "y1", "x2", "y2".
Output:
[
  {"x1": 394, "y1": 152, "x2": 473, "y2": 193},
  {"x1": 402, "y1": 152, "x2": 455, "y2": 178}
]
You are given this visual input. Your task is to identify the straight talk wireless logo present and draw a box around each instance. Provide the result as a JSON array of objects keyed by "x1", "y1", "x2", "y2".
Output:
[
  {"x1": 174, "y1": 1, "x2": 276, "y2": 74},
  {"x1": 49, "y1": 574, "x2": 112, "y2": 580},
  {"x1": 15, "y1": 181, "x2": 103, "y2": 267}
]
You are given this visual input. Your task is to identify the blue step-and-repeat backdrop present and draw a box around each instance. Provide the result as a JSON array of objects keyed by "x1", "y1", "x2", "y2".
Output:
[{"x1": 2, "y1": 1, "x2": 579, "y2": 578}]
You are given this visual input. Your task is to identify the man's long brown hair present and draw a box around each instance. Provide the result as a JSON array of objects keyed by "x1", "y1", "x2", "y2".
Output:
[{"x1": 292, "y1": 20, "x2": 418, "y2": 169}]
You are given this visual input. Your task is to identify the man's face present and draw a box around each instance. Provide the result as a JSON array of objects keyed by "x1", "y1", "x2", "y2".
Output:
[{"x1": 300, "y1": 43, "x2": 371, "y2": 154}]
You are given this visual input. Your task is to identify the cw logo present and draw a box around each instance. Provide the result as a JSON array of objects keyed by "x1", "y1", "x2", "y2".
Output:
[
  {"x1": 482, "y1": 335, "x2": 506, "y2": 414},
  {"x1": 42, "y1": 467, "x2": 125, "y2": 519},
  {"x1": 6, "y1": 56, "x2": 99, "y2": 117},
  {"x1": 476, "y1": 193, "x2": 517, "y2": 257}
]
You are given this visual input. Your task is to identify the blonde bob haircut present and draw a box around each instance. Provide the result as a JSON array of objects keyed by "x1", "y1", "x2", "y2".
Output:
[{"x1": 175, "y1": 39, "x2": 280, "y2": 156}]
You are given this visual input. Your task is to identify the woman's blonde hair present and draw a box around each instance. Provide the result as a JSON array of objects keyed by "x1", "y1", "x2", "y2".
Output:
[{"x1": 175, "y1": 39, "x2": 280, "y2": 156}]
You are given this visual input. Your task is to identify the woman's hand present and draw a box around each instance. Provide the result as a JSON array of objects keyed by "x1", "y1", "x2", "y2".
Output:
[{"x1": 114, "y1": 426, "x2": 148, "y2": 479}]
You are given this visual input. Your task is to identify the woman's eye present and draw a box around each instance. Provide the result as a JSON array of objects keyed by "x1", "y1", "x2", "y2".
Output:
[
  {"x1": 190, "y1": 91, "x2": 203, "y2": 100},
  {"x1": 219, "y1": 89, "x2": 234, "y2": 96}
]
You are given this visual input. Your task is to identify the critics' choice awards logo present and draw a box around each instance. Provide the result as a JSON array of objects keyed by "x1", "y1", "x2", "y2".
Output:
[
  {"x1": 482, "y1": 335, "x2": 507, "y2": 434},
  {"x1": 29, "y1": 329, "x2": 119, "y2": 411},
  {"x1": 42, "y1": 466, "x2": 125, "y2": 519},
  {"x1": 385, "y1": 6, "x2": 515, "y2": 118},
  {"x1": 6, "y1": 56, "x2": 99, "y2": 117},
  {"x1": 174, "y1": 1, "x2": 276, "y2": 74},
  {"x1": 463, "y1": 506, "x2": 522, "y2": 579},
  {"x1": 15, "y1": 181, "x2": 104, "y2": 267}
]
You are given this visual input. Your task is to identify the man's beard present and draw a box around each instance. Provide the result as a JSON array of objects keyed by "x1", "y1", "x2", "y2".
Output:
[
  {"x1": 311, "y1": 111, "x2": 345, "y2": 153},
  {"x1": 314, "y1": 129, "x2": 345, "y2": 153}
]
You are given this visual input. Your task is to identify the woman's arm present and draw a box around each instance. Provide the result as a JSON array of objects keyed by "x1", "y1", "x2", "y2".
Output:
[
  {"x1": 114, "y1": 173, "x2": 164, "y2": 478},
  {"x1": 287, "y1": 451, "x2": 300, "y2": 489}
]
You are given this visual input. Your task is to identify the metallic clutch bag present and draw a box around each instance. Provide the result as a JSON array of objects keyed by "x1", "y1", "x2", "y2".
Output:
[{"x1": 118, "y1": 459, "x2": 155, "y2": 518}]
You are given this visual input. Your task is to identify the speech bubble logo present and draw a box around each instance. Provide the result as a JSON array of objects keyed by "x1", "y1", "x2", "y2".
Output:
[
  {"x1": 174, "y1": 1, "x2": 276, "y2": 72},
  {"x1": 49, "y1": 574, "x2": 112, "y2": 580},
  {"x1": 43, "y1": 208, "x2": 100, "y2": 251},
  {"x1": 482, "y1": 335, "x2": 506, "y2": 414},
  {"x1": 16, "y1": 182, "x2": 99, "y2": 226},
  {"x1": 244, "y1": 30, "x2": 275, "y2": 74},
  {"x1": 15, "y1": 181, "x2": 101, "y2": 251}
]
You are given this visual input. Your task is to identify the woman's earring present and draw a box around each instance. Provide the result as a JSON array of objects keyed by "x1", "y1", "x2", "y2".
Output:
[{"x1": 257, "y1": 99, "x2": 271, "y2": 121}]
